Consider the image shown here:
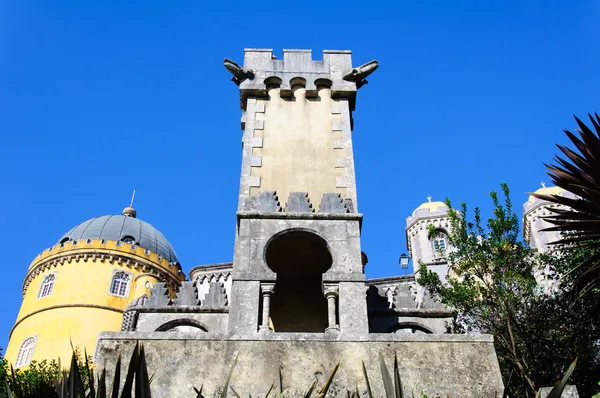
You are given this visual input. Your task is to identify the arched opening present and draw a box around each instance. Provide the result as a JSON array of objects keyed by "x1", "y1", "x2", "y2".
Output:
[
  {"x1": 388, "y1": 322, "x2": 433, "y2": 334},
  {"x1": 265, "y1": 230, "x2": 332, "y2": 332},
  {"x1": 155, "y1": 319, "x2": 208, "y2": 333}
]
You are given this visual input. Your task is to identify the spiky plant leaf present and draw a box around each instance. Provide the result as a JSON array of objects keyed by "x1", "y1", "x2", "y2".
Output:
[
  {"x1": 67, "y1": 351, "x2": 85, "y2": 398},
  {"x1": 220, "y1": 353, "x2": 238, "y2": 398},
  {"x1": 531, "y1": 113, "x2": 600, "y2": 294},
  {"x1": 85, "y1": 348, "x2": 95, "y2": 398},
  {"x1": 193, "y1": 384, "x2": 204, "y2": 398},
  {"x1": 5, "y1": 381, "x2": 13, "y2": 398},
  {"x1": 542, "y1": 357, "x2": 578, "y2": 398},
  {"x1": 279, "y1": 366, "x2": 284, "y2": 394},
  {"x1": 121, "y1": 343, "x2": 140, "y2": 398},
  {"x1": 315, "y1": 363, "x2": 339, "y2": 398},
  {"x1": 303, "y1": 381, "x2": 317, "y2": 398},
  {"x1": 111, "y1": 356, "x2": 122, "y2": 398},
  {"x1": 361, "y1": 360, "x2": 373, "y2": 398},
  {"x1": 97, "y1": 368, "x2": 107, "y2": 398},
  {"x1": 265, "y1": 382, "x2": 275, "y2": 398},
  {"x1": 229, "y1": 385, "x2": 242, "y2": 398},
  {"x1": 393, "y1": 354, "x2": 403, "y2": 398},
  {"x1": 379, "y1": 353, "x2": 395, "y2": 398},
  {"x1": 134, "y1": 345, "x2": 151, "y2": 398}
]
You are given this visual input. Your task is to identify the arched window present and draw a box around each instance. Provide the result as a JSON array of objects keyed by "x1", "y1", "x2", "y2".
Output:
[
  {"x1": 15, "y1": 336, "x2": 37, "y2": 368},
  {"x1": 430, "y1": 229, "x2": 449, "y2": 255},
  {"x1": 109, "y1": 271, "x2": 132, "y2": 298},
  {"x1": 37, "y1": 273, "x2": 56, "y2": 299}
]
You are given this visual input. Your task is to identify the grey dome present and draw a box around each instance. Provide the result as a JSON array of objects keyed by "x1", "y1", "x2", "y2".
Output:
[{"x1": 59, "y1": 215, "x2": 178, "y2": 263}]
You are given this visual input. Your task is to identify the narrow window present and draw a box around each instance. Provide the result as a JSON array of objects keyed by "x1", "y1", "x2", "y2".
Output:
[
  {"x1": 37, "y1": 273, "x2": 56, "y2": 299},
  {"x1": 433, "y1": 237, "x2": 446, "y2": 251},
  {"x1": 109, "y1": 271, "x2": 132, "y2": 298},
  {"x1": 15, "y1": 336, "x2": 37, "y2": 368}
]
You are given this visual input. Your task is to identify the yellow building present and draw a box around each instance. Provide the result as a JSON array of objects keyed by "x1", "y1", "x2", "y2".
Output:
[{"x1": 4, "y1": 206, "x2": 184, "y2": 367}]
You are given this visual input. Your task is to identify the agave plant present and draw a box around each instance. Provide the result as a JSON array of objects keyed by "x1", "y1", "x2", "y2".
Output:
[
  {"x1": 4, "y1": 342, "x2": 151, "y2": 398},
  {"x1": 531, "y1": 113, "x2": 600, "y2": 295}
]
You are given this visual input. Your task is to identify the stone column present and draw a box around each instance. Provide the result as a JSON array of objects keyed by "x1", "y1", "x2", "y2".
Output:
[
  {"x1": 260, "y1": 283, "x2": 275, "y2": 331},
  {"x1": 324, "y1": 284, "x2": 339, "y2": 331}
]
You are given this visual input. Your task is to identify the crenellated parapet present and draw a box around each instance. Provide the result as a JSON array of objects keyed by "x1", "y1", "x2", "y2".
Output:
[
  {"x1": 225, "y1": 49, "x2": 377, "y2": 111},
  {"x1": 523, "y1": 187, "x2": 577, "y2": 252},
  {"x1": 241, "y1": 191, "x2": 355, "y2": 215},
  {"x1": 121, "y1": 281, "x2": 229, "y2": 332},
  {"x1": 22, "y1": 239, "x2": 185, "y2": 297}
]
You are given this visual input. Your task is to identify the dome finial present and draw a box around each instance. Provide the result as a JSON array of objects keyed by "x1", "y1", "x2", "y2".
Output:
[
  {"x1": 427, "y1": 195, "x2": 432, "y2": 203},
  {"x1": 122, "y1": 189, "x2": 136, "y2": 218},
  {"x1": 540, "y1": 181, "x2": 546, "y2": 188}
]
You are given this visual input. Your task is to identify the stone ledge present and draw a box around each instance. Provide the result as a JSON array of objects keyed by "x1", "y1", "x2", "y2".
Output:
[
  {"x1": 126, "y1": 306, "x2": 229, "y2": 314},
  {"x1": 237, "y1": 211, "x2": 363, "y2": 221},
  {"x1": 97, "y1": 331, "x2": 494, "y2": 343},
  {"x1": 368, "y1": 308, "x2": 455, "y2": 317}
]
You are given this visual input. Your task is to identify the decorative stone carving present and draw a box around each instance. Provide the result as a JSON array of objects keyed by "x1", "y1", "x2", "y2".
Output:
[
  {"x1": 146, "y1": 282, "x2": 172, "y2": 306},
  {"x1": 256, "y1": 191, "x2": 282, "y2": 212},
  {"x1": 344, "y1": 198, "x2": 355, "y2": 213},
  {"x1": 173, "y1": 281, "x2": 200, "y2": 307},
  {"x1": 120, "y1": 310, "x2": 137, "y2": 331},
  {"x1": 342, "y1": 60, "x2": 379, "y2": 89},
  {"x1": 204, "y1": 282, "x2": 228, "y2": 308},
  {"x1": 383, "y1": 285, "x2": 396, "y2": 309},
  {"x1": 285, "y1": 192, "x2": 314, "y2": 213},
  {"x1": 318, "y1": 193, "x2": 349, "y2": 213},
  {"x1": 223, "y1": 58, "x2": 254, "y2": 86}
]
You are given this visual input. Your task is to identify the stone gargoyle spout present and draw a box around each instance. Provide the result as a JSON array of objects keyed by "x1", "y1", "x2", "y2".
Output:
[
  {"x1": 343, "y1": 60, "x2": 379, "y2": 89},
  {"x1": 224, "y1": 58, "x2": 255, "y2": 86}
]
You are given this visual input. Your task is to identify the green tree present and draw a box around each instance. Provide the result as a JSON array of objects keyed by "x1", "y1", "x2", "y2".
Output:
[{"x1": 418, "y1": 184, "x2": 600, "y2": 397}]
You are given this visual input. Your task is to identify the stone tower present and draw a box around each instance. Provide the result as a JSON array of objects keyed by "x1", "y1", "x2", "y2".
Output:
[
  {"x1": 523, "y1": 185, "x2": 577, "y2": 291},
  {"x1": 95, "y1": 50, "x2": 504, "y2": 397},
  {"x1": 226, "y1": 49, "x2": 378, "y2": 338},
  {"x1": 405, "y1": 199, "x2": 451, "y2": 285}
]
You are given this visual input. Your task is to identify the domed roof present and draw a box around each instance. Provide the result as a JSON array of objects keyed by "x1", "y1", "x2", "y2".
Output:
[
  {"x1": 412, "y1": 197, "x2": 448, "y2": 217},
  {"x1": 59, "y1": 211, "x2": 178, "y2": 263},
  {"x1": 415, "y1": 201, "x2": 447, "y2": 212},
  {"x1": 527, "y1": 185, "x2": 566, "y2": 203}
]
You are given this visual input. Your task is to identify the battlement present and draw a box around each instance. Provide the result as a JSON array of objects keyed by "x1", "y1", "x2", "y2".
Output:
[
  {"x1": 225, "y1": 49, "x2": 378, "y2": 109},
  {"x1": 28, "y1": 239, "x2": 183, "y2": 276}
]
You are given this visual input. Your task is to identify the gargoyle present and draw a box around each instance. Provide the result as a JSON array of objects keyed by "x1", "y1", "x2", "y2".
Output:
[
  {"x1": 342, "y1": 59, "x2": 379, "y2": 89},
  {"x1": 224, "y1": 58, "x2": 255, "y2": 85}
]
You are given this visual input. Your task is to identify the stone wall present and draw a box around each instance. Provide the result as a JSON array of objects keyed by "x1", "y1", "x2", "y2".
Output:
[{"x1": 95, "y1": 333, "x2": 503, "y2": 397}]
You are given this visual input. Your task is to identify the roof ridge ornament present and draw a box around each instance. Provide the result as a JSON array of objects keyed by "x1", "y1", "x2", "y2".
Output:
[{"x1": 123, "y1": 190, "x2": 137, "y2": 218}]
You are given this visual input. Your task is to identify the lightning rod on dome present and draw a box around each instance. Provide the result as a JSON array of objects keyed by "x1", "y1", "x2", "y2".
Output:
[
  {"x1": 130, "y1": 189, "x2": 136, "y2": 208},
  {"x1": 427, "y1": 195, "x2": 432, "y2": 203},
  {"x1": 540, "y1": 182, "x2": 546, "y2": 189}
]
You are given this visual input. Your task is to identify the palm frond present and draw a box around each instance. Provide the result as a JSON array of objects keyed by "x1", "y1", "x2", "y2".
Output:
[{"x1": 531, "y1": 113, "x2": 600, "y2": 293}]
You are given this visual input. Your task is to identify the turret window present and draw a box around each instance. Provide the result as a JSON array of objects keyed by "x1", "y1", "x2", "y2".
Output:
[
  {"x1": 429, "y1": 229, "x2": 449, "y2": 256},
  {"x1": 37, "y1": 273, "x2": 56, "y2": 299},
  {"x1": 433, "y1": 237, "x2": 446, "y2": 251},
  {"x1": 15, "y1": 336, "x2": 37, "y2": 368},
  {"x1": 109, "y1": 271, "x2": 132, "y2": 298}
]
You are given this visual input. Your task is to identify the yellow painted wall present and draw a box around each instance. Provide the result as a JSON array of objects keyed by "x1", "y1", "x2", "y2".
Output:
[
  {"x1": 5, "y1": 240, "x2": 184, "y2": 366},
  {"x1": 249, "y1": 87, "x2": 345, "y2": 208}
]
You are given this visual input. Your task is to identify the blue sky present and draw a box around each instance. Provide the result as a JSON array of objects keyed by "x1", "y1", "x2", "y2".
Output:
[{"x1": 1, "y1": 1, "x2": 599, "y2": 349}]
